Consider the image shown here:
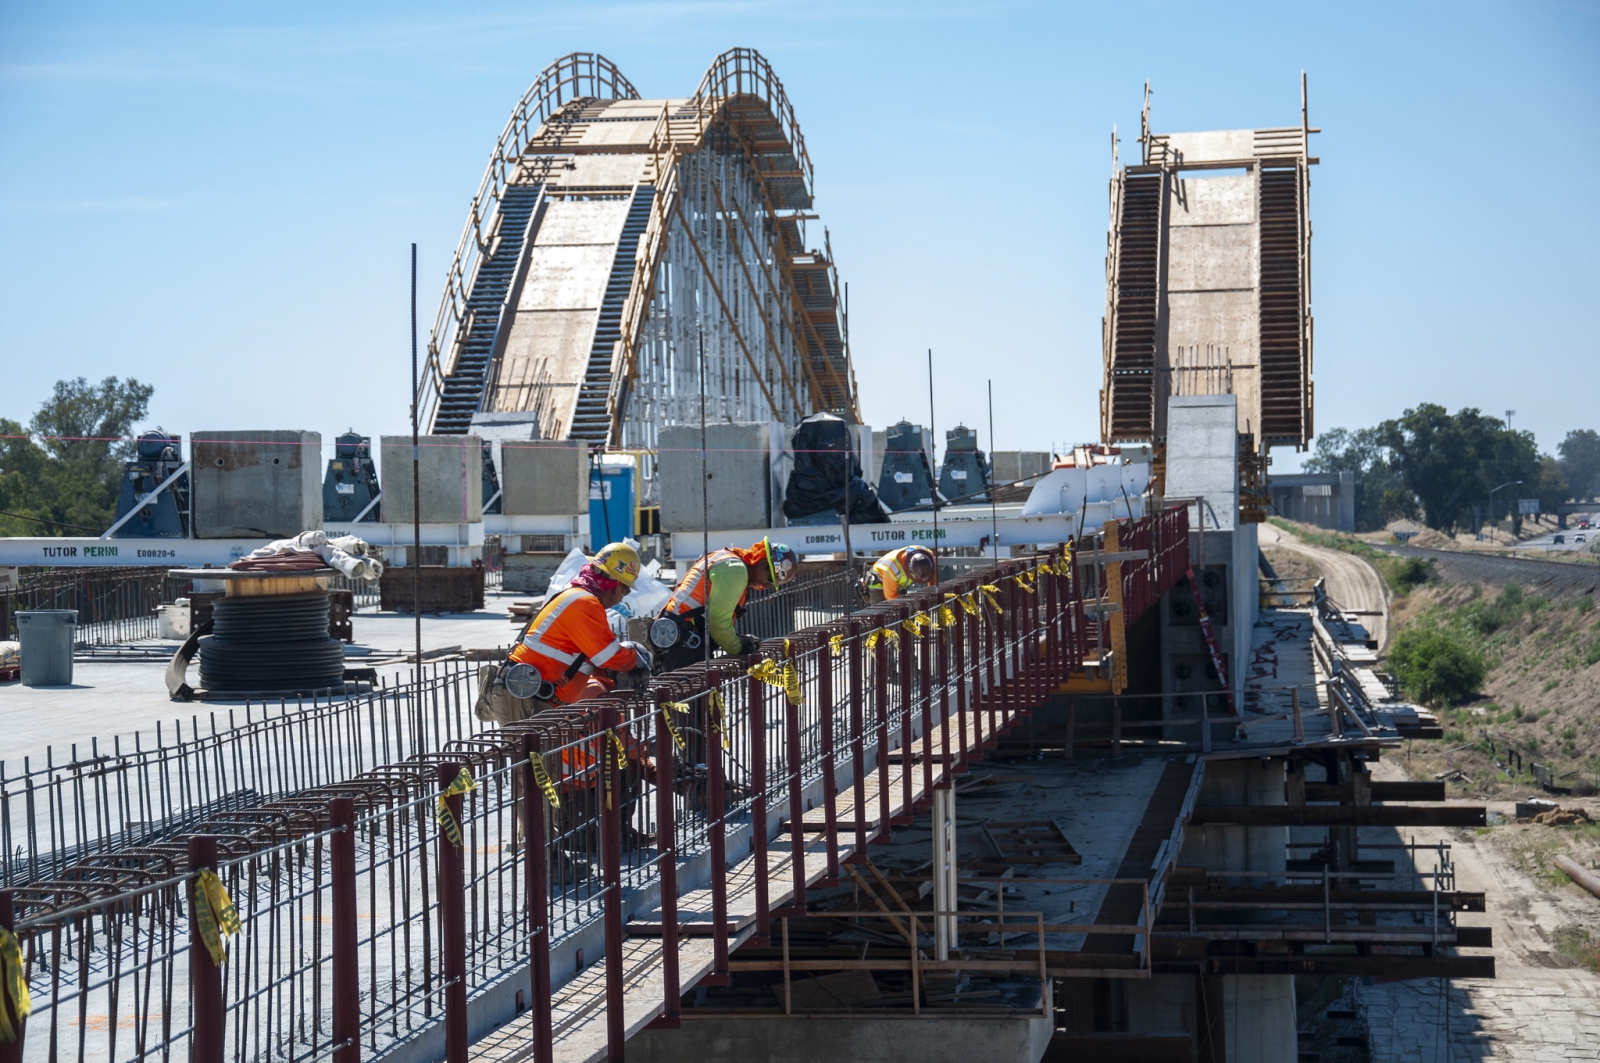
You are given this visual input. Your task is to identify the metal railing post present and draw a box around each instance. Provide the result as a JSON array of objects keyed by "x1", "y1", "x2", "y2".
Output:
[
  {"x1": 937, "y1": 609, "x2": 952, "y2": 783},
  {"x1": 785, "y1": 672, "x2": 807, "y2": 912},
  {"x1": 0, "y1": 891, "x2": 22, "y2": 1063},
  {"x1": 919, "y1": 605, "x2": 934, "y2": 803},
  {"x1": 650, "y1": 691, "x2": 681, "y2": 1025},
  {"x1": 818, "y1": 634, "x2": 840, "y2": 884},
  {"x1": 848, "y1": 620, "x2": 867, "y2": 861},
  {"x1": 597, "y1": 709, "x2": 626, "y2": 1060},
  {"x1": 187, "y1": 835, "x2": 224, "y2": 1063},
  {"x1": 875, "y1": 619, "x2": 894, "y2": 837},
  {"x1": 329, "y1": 798, "x2": 361, "y2": 1063},
  {"x1": 894, "y1": 607, "x2": 913, "y2": 824},
  {"x1": 520, "y1": 735, "x2": 555, "y2": 1061},
  {"x1": 434, "y1": 764, "x2": 469, "y2": 1063},
  {"x1": 707, "y1": 682, "x2": 731, "y2": 983},
  {"x1": 749, "y1": 669, "x2": 770, "y2": 944}
]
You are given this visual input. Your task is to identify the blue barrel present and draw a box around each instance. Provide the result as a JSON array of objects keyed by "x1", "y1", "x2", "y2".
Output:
[{"x1": 18, "y1": 610, "x2": 77, "y2": 687}]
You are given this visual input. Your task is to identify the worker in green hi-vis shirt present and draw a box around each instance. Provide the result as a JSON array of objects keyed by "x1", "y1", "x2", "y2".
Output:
[{"x1": 648, "y1": 537, "x2": 798, "y2": 673}]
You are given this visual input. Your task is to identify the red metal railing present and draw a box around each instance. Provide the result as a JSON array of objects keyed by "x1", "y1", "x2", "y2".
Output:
[{"x1": 3, "y1": 510, "x2": 1188, "y2": 1063}]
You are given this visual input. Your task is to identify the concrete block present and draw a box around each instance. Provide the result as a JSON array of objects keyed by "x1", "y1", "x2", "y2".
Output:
[
  {"x1": 500, "y1": 441, "x2": 588, "y2": 516},
  {"x1": 658, "y1": 423, "x2": 777, "y2": 532},
  {"x1": 1165, "y1": 395, "x2": 1238, "y2": 530},
  {"x1": 192, "y1": 430, "x2": 321, "y2": 538},
  {"x1": 991, "y1": 451, "x2": 1053, "y2": 485},
  {"x1": 380, "y1": 436, "x2": 482, "y2": 524},
  {"x1": 502, "y1": 552, "x2": 567, "y2": 593}
]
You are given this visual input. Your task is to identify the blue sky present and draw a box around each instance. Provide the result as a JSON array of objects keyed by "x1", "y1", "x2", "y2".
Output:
[{"x1": 2, "y1": 1, "x2": 1596, "y2": 472}]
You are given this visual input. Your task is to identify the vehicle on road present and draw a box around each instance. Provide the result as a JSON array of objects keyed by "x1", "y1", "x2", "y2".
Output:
[
  {"x1": 1577, "y1": 534, "x2": 1588, "y2": 543},
  {"x1": 1553, "y1": 534, "x2": 1565, "y2": 544}
]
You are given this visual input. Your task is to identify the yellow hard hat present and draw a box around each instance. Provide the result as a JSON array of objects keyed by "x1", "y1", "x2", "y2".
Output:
[{"x1": 592, "y1": 542, "x2": 641, "y2": 588}]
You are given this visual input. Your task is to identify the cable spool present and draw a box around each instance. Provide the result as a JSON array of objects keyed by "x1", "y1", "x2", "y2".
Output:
[{"x1": 198, "y1": 588, "x2": 345, "y2": 692}]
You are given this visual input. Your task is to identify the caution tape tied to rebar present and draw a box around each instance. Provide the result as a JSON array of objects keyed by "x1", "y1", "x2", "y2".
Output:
[
  {"x1": 937, "y1": 603, "x2": 957, "y2": 628},
  {"x1": 980, "y1": 584, "x2": 1004, "y2": 613},
  {"x1": 529, "y1": 752, "x2": 560, "y2": 808},
  {"x1": 0, "y1": 927, "x2": 31, "y2": 1043},
  {"x1": 708, "y1": 690, "x2": 730, "y2": 750},
  {"x1": 828, "y1": 633, "x2": 844, "y2": 656},
  {"x1": 660, "y1": 702, "x2": 688, "y2": 752},
  {"x1": 603, "y1": 729, "x2": 627, "y2": 809},
  {"x1": 1013, "y1": 570, "x2": 1036, "y2": 595},
  {"x1": 191, "y1": 868, "x2": 241, "y2": 966},
  {"x1": 435, "y1": 766, "x2": 477, "y2": 848},
  {"x1": 948, "y1": 591, "x2": 979, "y2": 617}
]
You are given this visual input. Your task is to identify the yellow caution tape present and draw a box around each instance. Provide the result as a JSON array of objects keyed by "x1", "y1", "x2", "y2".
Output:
[
  {"x1": 708, "y1": 690, "x2": 730, "y2": 750},
  {"x1": 191, "y1": 868, "x2": 241, "y2": 966},
  {"x1": 1013, "y1": 570, "x2": 1035, "y2": 594},
  {"x1": 829, "y1": 633, "x2": 844, "y2": 656},
  {"x1": 603, "y1": 730, "x2": 628, "y2": 809},
  {"x1": 436, "y1": 766, "x2": 477, "y2": 848},
  {"x1": 949, "y1": 591, "x2": 979, "y2": 617},
  {"x1": 660, "y1": 707, "x2": 686, "y2": 752},
  {"x1": 529, "y1": 752, "x2": 560, "y2": 808},
  {"x1": 864, "y1": 630, "x2": 880, "y2": 651},
  {"x1": 937, "y1": 604, "x2": 956, "y2": 628},
  {"x1": 980, "y1": 584, "x2": 1004, "y2": 613},
  {"x1": 1057, "y1": 544, "x2": 1075, "y2": 577},
  {"x1": 782, "y1": 662, "x2": 802, "y2": 707},
  {"x1": 903, "y1": 612, "x2": 931, "y2": 637},
  {"x1": 0, "y1": 927, "x2": 31, "y2": 1043}
]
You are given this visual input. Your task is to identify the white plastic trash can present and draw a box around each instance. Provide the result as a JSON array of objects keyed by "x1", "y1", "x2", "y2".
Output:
[{"x1": 18, "y1": 610, "x2": 77, "y2": 686}]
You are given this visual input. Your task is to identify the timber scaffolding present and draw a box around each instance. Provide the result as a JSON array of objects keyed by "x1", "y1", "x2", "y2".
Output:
[{"x1": 0, "y1": 507, "x2": 1482, "y2": 1063}]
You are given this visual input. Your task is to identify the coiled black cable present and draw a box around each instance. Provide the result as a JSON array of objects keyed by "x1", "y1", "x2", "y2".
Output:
[{"x1": 198, "y1": 590, "x2": 346, "y2": 692}]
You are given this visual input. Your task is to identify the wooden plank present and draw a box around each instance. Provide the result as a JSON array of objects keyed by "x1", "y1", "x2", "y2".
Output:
[{"x1": 1189, "y1": 805, "x2": 1484, "y2": 827}]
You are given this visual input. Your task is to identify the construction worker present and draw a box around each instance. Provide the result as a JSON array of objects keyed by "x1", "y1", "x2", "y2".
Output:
[
  {"x1": 862, "y1": 545, "x2": 937, "y2": 602},
  {"x1": 475, "y1": 541, "x2": 652, "y2": 724},
  {"x1": 650, "y1": 537, "x2": 798, "y2": 673}
]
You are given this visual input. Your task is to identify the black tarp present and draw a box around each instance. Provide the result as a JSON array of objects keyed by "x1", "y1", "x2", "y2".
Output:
[{"x1": 782, "y1": 413, "x2": 890, "y2": 524}]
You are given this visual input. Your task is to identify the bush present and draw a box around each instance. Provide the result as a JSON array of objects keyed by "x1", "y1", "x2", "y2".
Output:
[
  {"x1": 1578, "y1": 595, "x2": 1595, "y2": 615},
  {"x1": 1462, "y1": 582, "x2": 1527, "y2": 635},
  {"x1": 1379, "y1": 556, "x2": 1432, "y2": 597},
  {"x1": 1388, "y1": 626, "x2": 1487, "y2": 706}
]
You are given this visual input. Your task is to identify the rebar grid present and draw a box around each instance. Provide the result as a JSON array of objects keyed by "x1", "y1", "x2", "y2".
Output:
[{"x1": 4, "y1": 513, "x2": 1191, "y2": 1063}]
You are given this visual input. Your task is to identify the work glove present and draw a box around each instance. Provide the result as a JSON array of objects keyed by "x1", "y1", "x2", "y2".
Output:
[
  {"x1": 738, "y1": 633, "x2": 763, "y2": 656},
  {"x1": 620, "y1": 640, "x2": 654, "y2": 674}
]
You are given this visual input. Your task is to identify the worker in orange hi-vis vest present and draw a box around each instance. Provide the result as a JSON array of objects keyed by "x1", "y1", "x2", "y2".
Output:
[
  {"x1": 475, "y1": 541, "x2": 652, "y2": 725},
  {"x1": 861, "y1": 545, "x2": 937, "y2": 603},
  {"x1": 648, "y1": 537, "x2": 799, "y2": 673}
]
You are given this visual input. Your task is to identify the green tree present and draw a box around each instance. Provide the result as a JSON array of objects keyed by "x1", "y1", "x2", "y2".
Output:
[
  {"x1": 1376, "y1": 405, "x2": 1538, "y2": 534},
  {"x1": 1558, "y1": 429, "x2": 1600, "y2": 502},
  {"x1": 1534, "y1": 454, "x2": 1569, "y2": 524},
  {"x1": 0, "y1": 377, "x2": 152, "y2": 536},
  {"x1": 1303, "y1": 426, "x2": 1416, "y2": 532}
]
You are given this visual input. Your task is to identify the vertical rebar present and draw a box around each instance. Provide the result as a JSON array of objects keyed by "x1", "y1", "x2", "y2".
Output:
[
  {"x1": 817, "y1": 636, "x2": 839, "y2": 885},
  {"x1": 520, "y1": 735, "x2": 554, "y2": 1063},
  {"x1": 435, "y1": 764, "x2": 467, "y2": 1063},
  {"x1": 707, "y1": 683, "x2": 730, "y2": 984},
  {"x1": 598, "y1": 708, "x2": 625, "y2": 1061},
  {"x1": 187, "y1": 836, "x2": 224, "y2": 1063},
  {"x1": 329, "y1": 798, "x2": 361, "y2": 1063},
  {"x1": 0, "y1": 891, "x2": 21, "y2": 1063},
  {"x1": 650, "y1": 694, "x2": 680, "y2": 1026},
  {"x1": 748, "y1": 670, "x2": 769, "y2": 945}
]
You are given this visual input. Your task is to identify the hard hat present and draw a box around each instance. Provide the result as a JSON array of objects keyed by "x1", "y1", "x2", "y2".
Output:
[
  {"x1": 592, "y1": 542, "x2": 641, "y2": 588},
  {"x1": 906, "y1": 546, "x2": 936, "y2": 582},
  {"x1": 766, "y1": 540, "x2": 798, "y2": 586}
]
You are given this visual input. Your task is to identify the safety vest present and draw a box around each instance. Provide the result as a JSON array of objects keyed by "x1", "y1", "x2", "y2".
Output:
[
  {"x1": 870, "y1": 547, "x2": 920, "y2": 598},
  {"x1": 509, "y1": 586, "x2": 636, "y2": 703},
  {"x1": 663, "y1": 549, "x2": 747, "y2": 616}
]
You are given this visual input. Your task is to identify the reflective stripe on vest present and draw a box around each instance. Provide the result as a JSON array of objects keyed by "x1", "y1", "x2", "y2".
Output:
[
  {"x1": 665, "y1": 549, "x2": 741, "y2": 615},
  {"x1": 520, "y1": 587, "x2": 602, "y2": 675},
  {"x1": 873, "y1": 549, "x2": 913, "y2": 590}
]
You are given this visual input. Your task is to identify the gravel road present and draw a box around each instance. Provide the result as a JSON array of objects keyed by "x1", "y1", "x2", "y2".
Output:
[{"x1": 1260, "y1": 522, "x2": 1389, "y2": 648}]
